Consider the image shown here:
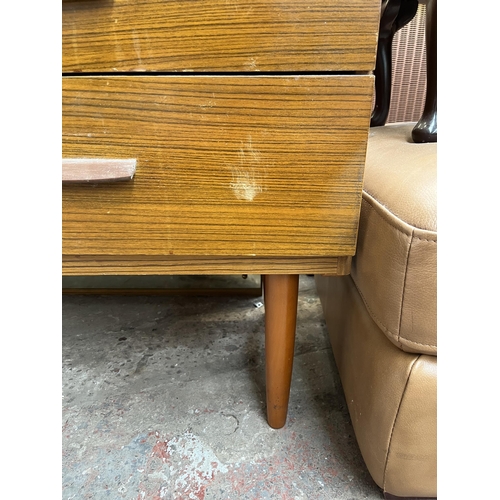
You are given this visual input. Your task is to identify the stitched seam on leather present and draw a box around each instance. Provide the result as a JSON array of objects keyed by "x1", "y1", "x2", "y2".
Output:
[
  {"x1": 354, "y1": 200, "x2": 437, "y2": 350},
  {"x1": 362, "y1": 191, "x2": 437, "y2": 241},
  {"x1": 398, "y1": 229, "x2": 413, "y2": 345},
  {"x1": 351, "y1": 272, "x2": 437, "y2": 349},
  {"x1": 412, "y1": 236, "x2": 437, "y2": 243},
  {"x1": 383, "y1": 355, "x2": 420, "y2": 491}
]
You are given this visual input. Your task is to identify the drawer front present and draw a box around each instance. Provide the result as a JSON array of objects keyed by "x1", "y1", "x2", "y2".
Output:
[
  {"x1": 62, "y1": 0, "x2": 380, "y2": 73},
  {"x1": 63, "y1": 76, "x2": 373, "y2": 258}
]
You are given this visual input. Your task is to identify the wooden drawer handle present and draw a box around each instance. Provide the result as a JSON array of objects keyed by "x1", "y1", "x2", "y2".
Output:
[{"x1": 62, "y1": 159, "x2": 136, "y2": 184}]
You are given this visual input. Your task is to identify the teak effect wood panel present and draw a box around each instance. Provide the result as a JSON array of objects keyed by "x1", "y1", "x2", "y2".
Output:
[
  {"x1": 63, "y1": 75, "x2": 373, "y2": 259},
  {"x1": 62, "y1": 0, "x2": 381, "y2": 73},
  {"x1": 62, "y1": 255, "x2": 352, "y2": 276}
]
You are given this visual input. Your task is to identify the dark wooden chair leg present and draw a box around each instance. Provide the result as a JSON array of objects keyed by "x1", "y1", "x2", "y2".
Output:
[
  {"x1": 263, "y1": 274, "x2": 299, "y2": 429},
  {"x1": 412, "y1": 0, "x2": 437, "y2": 143},
  {"x1": 371, "y1": 0, "x2": 419, "y2": 127}
]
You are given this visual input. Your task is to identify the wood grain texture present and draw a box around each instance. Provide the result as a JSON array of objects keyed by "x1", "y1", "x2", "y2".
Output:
[
  {"x1": 63, "y1": 75, "x2": 373, "y2": 260},
  {"x1": 62, "y1": 256, "x2": 352, "y2": 276},
  {"x1": 62, "y1": 158, "x2": 136, "y2": 183},
  {"x1": 62, "y1": 0, "x2": 381, "y2": 73},
  {"x1": 264, "y1": 274, "x2": 299, "y2": 428}
]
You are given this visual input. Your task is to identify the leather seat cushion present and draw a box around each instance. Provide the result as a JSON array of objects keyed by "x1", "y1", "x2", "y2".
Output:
[
  {"x1": 352, "y1": 123, "x2": 437, "y2": 355},
  {"x1": 316, "y1": 273, "x2": 437, "y2": 497}
]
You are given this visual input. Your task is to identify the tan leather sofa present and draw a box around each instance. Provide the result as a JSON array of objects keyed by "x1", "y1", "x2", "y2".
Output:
[
  {"x1": 316, "y1": 122, "x2": 436, "y2": 499},
  {"x1": 316, "y1": 1, "x2": 437, "y2": 496}
]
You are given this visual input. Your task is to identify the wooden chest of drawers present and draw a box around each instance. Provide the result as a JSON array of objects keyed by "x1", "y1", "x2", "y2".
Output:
[{"x1": 62, "y1": 0, "x2": 381, "y2": 428}]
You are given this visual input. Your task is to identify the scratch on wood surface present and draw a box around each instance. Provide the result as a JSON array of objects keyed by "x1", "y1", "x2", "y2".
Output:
[
  {"x1": 229, "y1": 136, "x2": 265, "y2": 201},
  {"x1": 132, "y1": 30, "x2": 146, "y2": 71},
  {"x1": 245, "y1": 56, "x2": 259, "y2": 71}
]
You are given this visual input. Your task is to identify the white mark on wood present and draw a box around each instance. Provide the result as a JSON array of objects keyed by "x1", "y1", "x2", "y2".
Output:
[
  {"x1": 226, "y1": 0, "x2": 239, "y2": 11},
  {"x1": 200, "y1": 99, "x2": 216, "y2": 109},
  {"x1": 133, "y1": 31, "x2": 142, "y2": 65},
  {"x1": 245, "y1": 57, "x2": 259, "y2": 71},
  {"x1": 230, "y1": 136, "x2": 265, "y2": 201},
  {"x1": 131, "y1": 31, "x2": 147, "y2": 70}
]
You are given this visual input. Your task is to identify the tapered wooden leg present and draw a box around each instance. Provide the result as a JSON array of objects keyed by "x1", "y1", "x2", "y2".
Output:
[{"x1": 263, "y1": 274, "x2": 299, "y2": 429}]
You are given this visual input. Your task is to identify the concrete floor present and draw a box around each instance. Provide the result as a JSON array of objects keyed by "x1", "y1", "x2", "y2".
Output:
[{"x1": 62, "y1": 275, "x2": 384, "y2": 500}]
